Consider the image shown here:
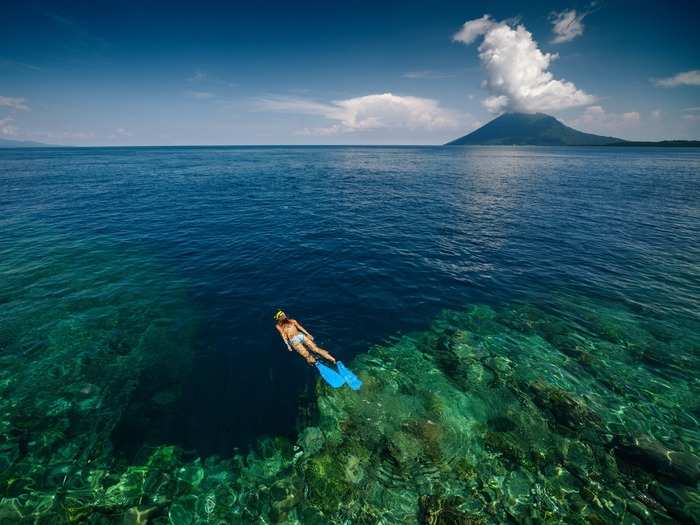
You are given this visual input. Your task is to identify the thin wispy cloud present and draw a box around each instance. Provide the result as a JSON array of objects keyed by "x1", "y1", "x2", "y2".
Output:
[
  {"x1": 0, "y1": 58, "x2": 44, "y2": 72},
  {"x1": 453, "y1": 16, "x2": 595, "y2": 113},
  {"x1": 550, "y1": 9, "x2": 587, "y2": 43},
  {"x1": 36, "y1": 7, "x2": 108, "y2": 54},
  {"x1": 0, "y1": 95, "x2": 29, "y2": 111},
  {"x1": 186, "y1": 70, "x2": 237, "y2": 88},
  {"x1": 188, "y1": 71, "x2": 207, "y2": 83},
  {"x1": 109, "y1": 127, "x2": 132, "y2": 139},
  {"x1": 0, "y1": 117, "x2": 18, "y2": 136},
  {"x1": 402, "y1": 70, "x2": 456, "y2": 79},
  {"x1": 257, "y1": 93, "x2": 463, "y2": 135},
  {"x1": 185, "y1": 90, "x2": 215, "y2": 100},
  {"x1": 0, "y1": 113, "x2": 98, "y2": 143},
  {"x1": 653, "y1": 70, "x2": 700, "y2": 87},
  {"x1": 567, "y1": 105, "x2": 640, "y2": 136},
  {"x1": 34, "y1": 130, "x2": 95, "y2": 140}
]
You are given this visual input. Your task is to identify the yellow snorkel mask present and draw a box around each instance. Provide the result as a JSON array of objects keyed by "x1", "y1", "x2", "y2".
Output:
[{"x1": 274, "y1": 310, "x2": 286, "y2": 321}]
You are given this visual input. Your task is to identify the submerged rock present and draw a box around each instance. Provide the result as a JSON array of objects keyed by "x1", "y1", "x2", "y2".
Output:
[
  {"x1": 613, "y1": 436, "x2": 700, "y2": 485},
  {"x1": 343, "y1": 454, "x2": 365, "y2": 484},
  {"x1": 419, "y1": 495, "x2": 485, "y2": 525},
  {"x1": 176, "y1": 461, "x2": 205, "y2": 487},
  {"x1": 168, "y1": 496, "x2": 196, "y2": 525},
  {"x1": 528, "y1": 381, "x2": 605, "y2": 437},
  {"x1": 298, "y1": 426, "x2": 325, "y2": 456},
  {"x1": 483, "y1": 431, "x2": 527, "y2": 468},
  {"x1": 121, "y1": 505, "x2": 161, "y2": 525},
  {"x1": 433, "y1": 330, "x2": 473, "y2": 392},
  {"x1": 303, "y1": 452, "x2": 353, "y2": 514},
  {"x1": 386, "y1": 430, "x2": 423, "y2": 466},
  {"x1": 647, "y1": 482, "x2": 700, "y2": 524},
  {"x1": 269, "y1": 477, "x2": 301, "y2": 523}
]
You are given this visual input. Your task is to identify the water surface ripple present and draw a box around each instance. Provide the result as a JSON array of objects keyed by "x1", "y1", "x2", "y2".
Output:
[{"x1": 1, "y1": 146, "x2": 698, "y2": 456}]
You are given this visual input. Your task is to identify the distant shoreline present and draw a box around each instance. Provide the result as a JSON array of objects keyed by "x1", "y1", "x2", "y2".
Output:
[
  {"x1": 1, "y1": 142, "x2": 699, "y2": 149},
  {"x1": 447, "y1": 141, "x2": 700, "y2": 147},
  {"x1": 601, "y1": 140, "x2": 700, "y2": 147}
]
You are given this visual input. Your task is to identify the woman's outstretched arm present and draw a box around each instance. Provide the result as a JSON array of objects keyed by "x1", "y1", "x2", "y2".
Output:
[{"x1": 276, "y1": 324, "x2": 292, "y2": 351}]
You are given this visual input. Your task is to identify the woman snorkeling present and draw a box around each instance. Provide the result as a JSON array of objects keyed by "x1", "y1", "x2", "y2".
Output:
[{"x1": 274, "y1": 310, "x2": 337, "y2": 365}]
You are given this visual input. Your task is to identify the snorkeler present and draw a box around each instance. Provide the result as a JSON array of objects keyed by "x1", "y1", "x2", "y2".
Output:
[
  {"x1": 274, "y1": 310, "x2": 362, "y2": 390},
  {"x1": 274, "y1": 310, "x2": 337, "y2": 366}
]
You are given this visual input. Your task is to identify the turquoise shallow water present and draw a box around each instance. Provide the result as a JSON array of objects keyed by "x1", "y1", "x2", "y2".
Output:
[{"x1": 0, "y1": 146, "x2": 699, "y2": 523}]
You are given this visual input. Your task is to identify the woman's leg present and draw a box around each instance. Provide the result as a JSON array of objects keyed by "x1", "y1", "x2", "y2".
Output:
[
  {"x1": 292, "y1": 342, "x2": 316, "y2": 365},
  {"x1": 304, "y1": 339, "x2": 337, "y2": 364}
]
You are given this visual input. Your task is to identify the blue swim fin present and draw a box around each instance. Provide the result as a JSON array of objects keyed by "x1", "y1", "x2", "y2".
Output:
[
  {"x1": 315, "y1": 362, "x2": 346, "y2": 388},
  {"x1": 336, "y1": 362, "x2": 362, "y2": 391}
]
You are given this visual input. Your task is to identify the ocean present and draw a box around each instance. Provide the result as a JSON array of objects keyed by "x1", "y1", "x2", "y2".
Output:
[{"x1": 1, "y1": 146, "x2": 698, "y2": 523}]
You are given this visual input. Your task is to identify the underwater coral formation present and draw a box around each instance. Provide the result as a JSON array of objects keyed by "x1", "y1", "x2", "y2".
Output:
[{"x1": 1, "y1": 297, "x2": 699, "y2": 524}]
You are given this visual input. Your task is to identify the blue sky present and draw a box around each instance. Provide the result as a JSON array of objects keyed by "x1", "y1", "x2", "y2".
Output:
[{"x1": 2, "y1": 0, "x2": 699, "y2": 145}]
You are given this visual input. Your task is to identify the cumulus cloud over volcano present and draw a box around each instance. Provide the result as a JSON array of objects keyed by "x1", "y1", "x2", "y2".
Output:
[{"x1": 453, "y1": 16, "x2": 595, "y2": 113}]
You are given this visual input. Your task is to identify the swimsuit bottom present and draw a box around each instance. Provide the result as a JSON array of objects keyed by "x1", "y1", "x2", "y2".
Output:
[{"x1": 289, "y1": 333, "x2": 305, "y2": 345}]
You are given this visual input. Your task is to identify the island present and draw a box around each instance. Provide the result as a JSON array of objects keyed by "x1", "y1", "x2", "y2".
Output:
[{"x1": 446, "y1": 112, "x2": 700, "y2": 147}]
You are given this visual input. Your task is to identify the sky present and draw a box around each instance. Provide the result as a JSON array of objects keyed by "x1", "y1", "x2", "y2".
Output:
[{"x1": 1, "y1": 0, "x2": 699, "y2": 145}]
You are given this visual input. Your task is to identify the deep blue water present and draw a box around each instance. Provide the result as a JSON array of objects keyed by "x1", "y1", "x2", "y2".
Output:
[{"x1": 1, "y1": 146, "x2": 698, "y2": 458}]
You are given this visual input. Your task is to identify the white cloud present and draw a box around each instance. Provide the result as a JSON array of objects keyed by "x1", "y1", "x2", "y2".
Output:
[
  {"x1": 0, "y1": 95, "x2": 29, "y2": 111},
  {"x1": 682, "y1": 106, "x2": 700, "y2": 113},
  {"x1": 258, "y1": 97, "x2": 335, "y2": 116},
  {"x1": 653, "y1": 70, "x2": 700, "y2": 87},
  {"x1": 37, "y1": 130, "x2": 95, "y2": 140},
  {"x1": 0, "y1": 117, "x2": 18, "y2": 136},
  {"x1": 453, "y1": 15, "x2": 496, "y2": 45},
  {"x1": 454, "y1": 16, "x2": 595, "y2": 113},
  {"x1": 296, "y1": 125, "x2": 344, "y2": 137},
  {"x1": 258, "y1": 93, "x2": 462, "y2": 135},
  {"x1": 623, "y1": 111, "x2": 641, "y2": 122},
  {"x1": 550, "y1": 9, "x2": 586, "y2": 43},
  {"x1": 109, "y1": 127, "x2": 132, "y2": 139},
  {"x1": 567, "y1": 105, "x2": 640, "y2": 136}
]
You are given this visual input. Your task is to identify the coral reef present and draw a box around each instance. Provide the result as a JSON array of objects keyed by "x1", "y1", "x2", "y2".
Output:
[{"x1": 1, "y1": 295, "x2": 699, "y2": 524}]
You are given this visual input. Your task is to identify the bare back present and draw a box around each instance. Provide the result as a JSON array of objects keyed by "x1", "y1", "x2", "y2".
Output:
[{"x1": 277, "y1": 319, "x2": 302, "y2": 340}]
